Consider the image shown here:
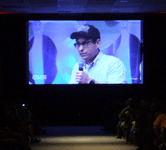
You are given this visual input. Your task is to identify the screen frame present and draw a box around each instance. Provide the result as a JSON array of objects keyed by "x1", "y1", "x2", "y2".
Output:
[{"x1": 26, "y1": 15, "x2": 144, "y2": 85}]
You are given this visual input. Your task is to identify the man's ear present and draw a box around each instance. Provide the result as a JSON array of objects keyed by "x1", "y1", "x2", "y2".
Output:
[{"x1": 96, "y1": 39, "x2": 101, "y2": 48}]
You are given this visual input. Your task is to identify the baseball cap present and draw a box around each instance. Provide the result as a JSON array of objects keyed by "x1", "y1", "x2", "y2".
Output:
[{"x1": 70, "y1": 24, "x2": 100, "y2": 40}]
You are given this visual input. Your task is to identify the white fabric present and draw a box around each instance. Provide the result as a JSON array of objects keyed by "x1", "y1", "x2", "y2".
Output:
[{"x1": 69, "y1": 51, "x2": 127, "y2": 84}]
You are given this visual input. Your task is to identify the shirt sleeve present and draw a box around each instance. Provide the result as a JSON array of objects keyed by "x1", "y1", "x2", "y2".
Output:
[
  {"x1": 107, "y1": 58, "x2": 127, "y2": 84},
  {"x1": 69, "y1": 63, "x2": 78, "y2": 84}
]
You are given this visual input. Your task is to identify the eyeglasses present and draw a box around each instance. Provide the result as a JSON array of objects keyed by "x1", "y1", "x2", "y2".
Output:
[{"x1": 74, "y1": 41, "x2": 92, "y2": 48}]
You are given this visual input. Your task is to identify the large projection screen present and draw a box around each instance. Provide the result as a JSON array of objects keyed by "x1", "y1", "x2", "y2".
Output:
[{"x1": 28, "y1": 20, "x2": 143, "y2": 84}]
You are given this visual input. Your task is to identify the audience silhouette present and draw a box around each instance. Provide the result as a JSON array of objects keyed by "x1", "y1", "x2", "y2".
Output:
[
  {"x1": 114, "y1": 98, "x2": 166, "y2": 150},
  {"x1": 1, "y1": 97, "x2": 165, "y2": 150},
  {"x1": 0, "y1": 99, "x2": 46, "y2": 150}
]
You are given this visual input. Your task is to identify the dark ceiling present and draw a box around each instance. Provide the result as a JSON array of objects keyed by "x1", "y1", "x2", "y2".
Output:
[{"x1": 1, "y1": 0, "x2": 166, "y2": 13}]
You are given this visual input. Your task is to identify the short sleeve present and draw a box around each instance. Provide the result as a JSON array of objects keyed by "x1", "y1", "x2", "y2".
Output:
[{"x1": 107, "y1": 58, "x2": 127, "y2": 84}]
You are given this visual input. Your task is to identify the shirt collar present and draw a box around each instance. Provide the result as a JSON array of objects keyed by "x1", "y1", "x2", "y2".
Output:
[{"x1": 93, "y1": 50, "x2": 103, "y2": 65}]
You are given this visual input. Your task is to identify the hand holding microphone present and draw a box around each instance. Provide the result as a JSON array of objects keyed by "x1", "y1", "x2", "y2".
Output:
[{"x1": 76, "y1": 60, "x2": 91, "y2": 84}]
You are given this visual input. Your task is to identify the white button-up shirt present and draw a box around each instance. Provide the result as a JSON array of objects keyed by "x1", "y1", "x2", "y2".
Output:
[{"x1": 69, "y1": 51, "x2": 127, "y2": 84}]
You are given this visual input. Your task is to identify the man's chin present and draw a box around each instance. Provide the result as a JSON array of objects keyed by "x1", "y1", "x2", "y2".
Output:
[
  {"x1": 80, "y1": 56, "x2": 91, "y2": 64},
  {"x1": 81, "y1": 56, "x2": 87, "y2": 61}
]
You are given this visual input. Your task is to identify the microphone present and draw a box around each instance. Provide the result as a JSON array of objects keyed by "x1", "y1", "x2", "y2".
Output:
[
  {"x1": 78, "y1": 60, "x2": 85, "y2": 71},
  {"x1": 78, "y1": 60, "x2": 85, "y2": 84}
]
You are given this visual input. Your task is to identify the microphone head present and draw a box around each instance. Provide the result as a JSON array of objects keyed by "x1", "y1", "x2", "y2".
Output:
[{"x1": 78, "y1": 60, "x2": 85, "y2": 71}]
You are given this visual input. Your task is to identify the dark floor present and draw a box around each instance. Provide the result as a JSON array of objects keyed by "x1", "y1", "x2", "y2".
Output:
[
  {"x1": 37, "y1": 126, "x2": 113, "y2": 137},
  {"x1": 30, "y1": 126, "x2": 138, "y2": 150}
]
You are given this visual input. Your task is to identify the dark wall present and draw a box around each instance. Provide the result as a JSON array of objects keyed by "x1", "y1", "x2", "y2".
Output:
[{"x1": 1, "y1": 13, "x2": 166, "y2": 126}]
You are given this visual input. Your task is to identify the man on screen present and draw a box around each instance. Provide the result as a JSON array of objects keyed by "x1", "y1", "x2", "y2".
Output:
[{"x1": 69, "y1": 24, "x2": 127, "y2": 84}]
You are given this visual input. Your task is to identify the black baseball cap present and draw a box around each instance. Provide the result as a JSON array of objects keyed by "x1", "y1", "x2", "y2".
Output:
[{"x1": 70, "y1": 24, "x2": 100, "y2": 40}]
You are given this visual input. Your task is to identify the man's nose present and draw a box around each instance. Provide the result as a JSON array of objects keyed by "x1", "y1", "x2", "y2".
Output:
[{"x1": 78, "y1": 44, "x2": 84, "y2": 52}]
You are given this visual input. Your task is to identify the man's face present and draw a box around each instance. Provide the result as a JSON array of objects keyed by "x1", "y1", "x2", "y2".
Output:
[{"x1": 76, "y1": 37, "x2": 101, "y2": 64}]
